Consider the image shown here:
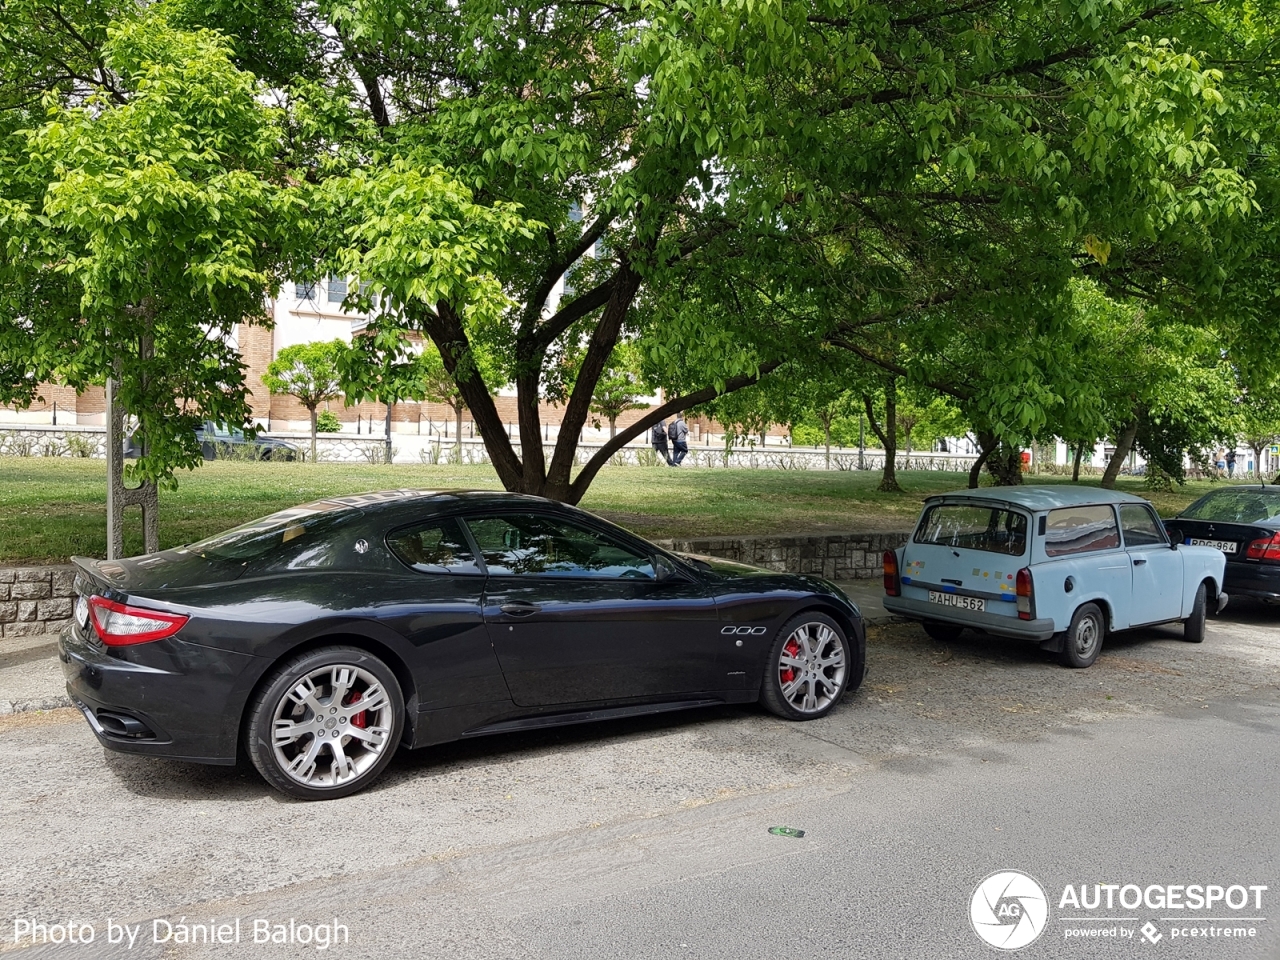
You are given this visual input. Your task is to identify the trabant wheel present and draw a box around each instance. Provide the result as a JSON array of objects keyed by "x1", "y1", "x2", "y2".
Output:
[
  {"x1": 1059, "y1": 603, "x2": 1104, "y2": 668},
  {"x1": 246, "y1": 646, "x2": 404, "y2": 800},
  {"x1": 760, "y1": 613, "x2": 851, "y2": 720},
  {"x1": 1183, "y1": 582, "x2": 1207, "y2": 644},
  {"x1": 922, "y1": 621, "x2": 963, "y2": 643}
]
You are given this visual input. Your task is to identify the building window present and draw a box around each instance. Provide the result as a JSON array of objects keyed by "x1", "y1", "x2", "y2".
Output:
[
  {"x1": 295, "y1": 281, "x2": 316, "y2": 300},
  {"x1": 327, "y1": 277, "x2": 348, "y2": 303}
]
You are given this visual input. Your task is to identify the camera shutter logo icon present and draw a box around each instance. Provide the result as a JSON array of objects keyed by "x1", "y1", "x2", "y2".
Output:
[{"x1": 970, "y1": 870, "x2": 1049, "y2": 950}]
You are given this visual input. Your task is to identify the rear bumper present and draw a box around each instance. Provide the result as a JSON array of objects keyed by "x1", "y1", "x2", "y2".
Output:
[
  {"x1": 882, "y1": 595, "x2": 1057, "y2": 641},
  {"x1": 59, "y1": 624, "x2": 259, "y2": 765},
  {"x1": 1224, "y1": 562, "x2": 1280, "y2": 602}
]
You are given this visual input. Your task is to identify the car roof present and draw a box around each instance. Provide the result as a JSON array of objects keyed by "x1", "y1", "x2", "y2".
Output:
[
  {"x1": 308, "y1": 489, "x2": 557, "y2": 513},
  {"x1": 923, "y1": 485, "x2": 1150, "y2": 512}
]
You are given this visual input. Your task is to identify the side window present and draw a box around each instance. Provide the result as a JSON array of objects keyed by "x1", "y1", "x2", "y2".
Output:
[
  {"x1": 1044, "y1": 505, "x2": 1121, "y2": 557},
  {"x1": 464, "y1": 514, "x2": 655, "y2": 579},
  {"x1": 1119, "y1": 504, "x2": 1167, "y2": 547},
  {"x1": 387, "y1": 517, "x2": 482, "y2": 575}
]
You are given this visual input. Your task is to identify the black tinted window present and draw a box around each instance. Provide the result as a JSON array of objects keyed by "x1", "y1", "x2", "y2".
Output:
[
  {"x1": 188, "y1": 503, "x2": 362, "y2": 562},
  {"x1": 387, "y1": 518, "x2": 481, "y2": 575},
  {"x1": 1044, "y1": 505, "x2": 1120, "y2": 557},
  {"x1": 464, "y1": 514, "x2": 655, "y2": 579},
  {"x1": 1119, "y1": 504, "x2": 1167, "y2": 547},
  {"x1": 914, "y1": 504, "x2": 1027, "y2": 556}
]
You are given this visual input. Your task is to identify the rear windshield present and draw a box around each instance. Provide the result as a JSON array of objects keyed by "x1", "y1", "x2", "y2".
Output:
[
  {"x1": 1182, "y1": 489, "x2": 1280, "y2": 524},
  {"x1": 187, "y1": 502, "x2": 363, "y2": 562},
  {"x1": 914, "y1": 504, "x2": 1028, "y2": 556}
]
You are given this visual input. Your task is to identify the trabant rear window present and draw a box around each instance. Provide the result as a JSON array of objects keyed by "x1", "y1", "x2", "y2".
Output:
[
  {"x1": 914, "y1": 504, "x2": 1028, "y2": 556},
  {"x1": 1044, "y1": 505, "x2": 1120, "y2": 557}
]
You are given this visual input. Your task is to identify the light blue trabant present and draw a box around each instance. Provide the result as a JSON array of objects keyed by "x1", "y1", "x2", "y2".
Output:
[{"x1": 882, "y1": 487, "x2": 1228, "y2": 667}]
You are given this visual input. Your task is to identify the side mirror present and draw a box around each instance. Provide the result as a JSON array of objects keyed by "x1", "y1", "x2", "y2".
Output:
[
  {"x1": 653, "y1": 554, "x2": 677, "y2": 582},
  {"x1": 1165, "y1": 526, "x2": 1182, "y2": 549}
]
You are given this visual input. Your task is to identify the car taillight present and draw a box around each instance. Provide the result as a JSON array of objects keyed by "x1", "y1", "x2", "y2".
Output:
[
  {"x1": 1246, "y1": 532, "x2": 1280, "y2": 563},
  {"x1": 883, "y1": 550, "x2": 900, "y2": 597},
  {"x1": 88, "y1": 596, "x2": 189, "y2": 646},
  {"x1": 1016, "y1": 568, "x2": 1033, "y2": 621}
]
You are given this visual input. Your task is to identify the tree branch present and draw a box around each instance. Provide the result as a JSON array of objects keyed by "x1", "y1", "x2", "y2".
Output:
[{"x1": 568, "y1": 360, "x2": 784, "y2": 503}]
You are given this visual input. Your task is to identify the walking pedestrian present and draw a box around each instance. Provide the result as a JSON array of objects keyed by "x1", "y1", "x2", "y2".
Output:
[
  {"x1": 669, "y1": 413, "x2": 690, "y2": 466},
  {"x1": 1226, "y1": 448, "x2": 1237, "y2": 479},
  {"x1": 651, "y1": 419, "x2": 672, "y2": 465}
]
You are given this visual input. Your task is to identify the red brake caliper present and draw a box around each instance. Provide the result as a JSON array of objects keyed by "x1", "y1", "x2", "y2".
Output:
[
  {"x1": 780, "y1": 639, "x2": 800, "y2": 684},
  {"x1": 345, "y1": 690, "x2": 367, "y2": 729}
]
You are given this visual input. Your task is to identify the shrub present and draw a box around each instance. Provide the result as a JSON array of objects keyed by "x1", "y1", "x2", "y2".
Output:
[
  {"x1": 65, "y1": 435, "x2": 97, "y2": 458},
  {"x1": 315, "y1": 410, "x2": 342, "y2": 433}
]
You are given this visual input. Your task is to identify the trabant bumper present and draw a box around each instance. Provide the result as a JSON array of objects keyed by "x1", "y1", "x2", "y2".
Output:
[{"x1": 883, "y1": 595, "x2": 1056, "y2": 641}]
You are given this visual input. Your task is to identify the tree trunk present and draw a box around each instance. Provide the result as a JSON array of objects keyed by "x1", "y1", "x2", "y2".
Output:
[
  {"x1": 1251, "y1": 443, "x2": 1265, "y2": 479},
  {"x1": 987, "y1": 443, "x2": 1023, "y2": 485},
  {"x1": 384, "y1": 401, "x2": 393, "y2": 464},
  {"x1": 863, "y1": 382, "x2": 902, "y2": 493},
  {"x1": 308, "y1": 405, "x2": 318, "y2": 464},
  {"x1": 968, "y1": 431, "x2": 998, "y2": 488},
  {"x1": 609, "y1": 415, "x2": 617, "y2": 438},
  {"x1": 1100, "y1": 420, "x2": 1138, "y2": 489},
  {"x1": 823, "y1": 420, "x2": 831, "y2": 470},
  {"x1": 1072, "y1": 441, "x2": 1085, "y2": 482},
  {"x1": 455, "y1": 404, "x2": 464, "y2": 462}
]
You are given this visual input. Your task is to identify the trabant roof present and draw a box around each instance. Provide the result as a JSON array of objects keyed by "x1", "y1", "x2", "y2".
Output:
[{"x1": 922, "y1": 485, "x2": 1150, "y2": 513}]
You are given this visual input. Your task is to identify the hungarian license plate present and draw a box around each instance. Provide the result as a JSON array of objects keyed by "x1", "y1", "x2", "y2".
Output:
[
  {"x1": 1189, "y1": 538, "x2": 1238, "y2": 554},
  {"x1": 928, "y1": 591, "x2": 985, "y2": 612}
]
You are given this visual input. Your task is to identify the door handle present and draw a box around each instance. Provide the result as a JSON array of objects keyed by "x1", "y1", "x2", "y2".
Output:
[
  {"x1": 1133, "y1": 558, "x2": 1147, "y2": 566},
  {"x1": 500, "y1": 601, "x2": 541, "y2": 617}
]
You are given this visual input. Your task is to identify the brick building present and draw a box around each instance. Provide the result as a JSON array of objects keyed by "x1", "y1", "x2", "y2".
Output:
[{"x1": 1, "y1": 278, "x2": 765, "y2": 444}]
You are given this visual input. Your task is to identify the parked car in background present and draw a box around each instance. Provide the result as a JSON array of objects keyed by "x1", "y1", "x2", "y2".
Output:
[
  {"x1": 124, "y1": 422, "x2": 298, "y2": 461},
  {"x1": 883, "y1": 487, "x2": 1227, "y2": 668},
  {"x1": 1165, "y1": 485, "x2": 1280, "y2": 603},
  {"x1": 60, "y1": 491, "x2": 865, "y2": 800}
]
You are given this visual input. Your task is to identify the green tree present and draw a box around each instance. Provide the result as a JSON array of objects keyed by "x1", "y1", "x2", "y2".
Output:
[
  {"x1": 589, "y1": 345, "x2": 649, "y2": 439},
  {"x1": 262, "y1": 339, "x2": 345, "y2": 463},
  {"x1": 337, "y1": 324, "x2": 430, "y2": 463},
  {"x1": 1236, "y1": 386, "x2": 1280, "y2": 480},
  {"x1": 418, "y1": 340, "x2": 502, "y2": 461},
  {"x1": 0, "y1": 11, "x2": 296, "y2": 489}
]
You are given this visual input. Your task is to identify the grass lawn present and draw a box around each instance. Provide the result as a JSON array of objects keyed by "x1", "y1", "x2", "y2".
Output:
[{"x1": 0, "y1": 457, "x2": 1231, "y2": 564}]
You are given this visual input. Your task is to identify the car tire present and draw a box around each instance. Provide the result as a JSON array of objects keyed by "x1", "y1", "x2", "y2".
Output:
[
  {"x1": 246, "y1": 646, "x2": 404, "y2": 800},
  {"x1": 1183, "y1": 582, "x2": 1207, "y2": 643},
  {"x1": 1059, "y1": 603, "x2": 1105, "y2": 668},
  {"x1": 759, "y1": 612, "x2": 852, "y2": 721},
  {"x1": 922, "y1": 621, "x2": 963, "y2": 643}
]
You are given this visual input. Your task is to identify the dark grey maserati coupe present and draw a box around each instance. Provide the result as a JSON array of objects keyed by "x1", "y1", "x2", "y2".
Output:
[{"x1": 60, "y1": 491, "x2": 866, "y2": 799}]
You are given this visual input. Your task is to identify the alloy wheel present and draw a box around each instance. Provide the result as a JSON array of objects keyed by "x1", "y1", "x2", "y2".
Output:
[
  {"x1": 777, "y1": 620, "x2": 847, "y2": 715},
  {"x1": 270, "y1": 664, "x2": 393, "y2": 788}
]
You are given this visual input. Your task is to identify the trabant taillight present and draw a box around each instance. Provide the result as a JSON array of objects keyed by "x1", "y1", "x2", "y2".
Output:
[
  {"x1": 883, "y1": 551, "x2": 900, "y2": 597},
  {"x1": 1016, "y1": 568, "x2": 1033, "y2": 621}
]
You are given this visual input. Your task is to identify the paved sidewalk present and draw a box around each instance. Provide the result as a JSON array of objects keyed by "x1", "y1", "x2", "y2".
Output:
[
  {"x1": 0, "y1": 633, "x2": 68, "y2": 714},
  {"x1": 832, "y1": 579, "x2": 893, "y2": 622}
]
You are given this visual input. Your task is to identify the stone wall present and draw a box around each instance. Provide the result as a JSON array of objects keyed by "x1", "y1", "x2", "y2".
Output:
[
  {"x1": 656, "y1": 532, "x2": 911, "y2": 580},
  {"x1": 0, "y1": 566, "x2": 75, "y2": 640}
]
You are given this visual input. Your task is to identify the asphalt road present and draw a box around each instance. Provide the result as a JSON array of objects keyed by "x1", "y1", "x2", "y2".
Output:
[{"x1": 2, "y1": 597, "x2": 1278, "y2": 960}]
